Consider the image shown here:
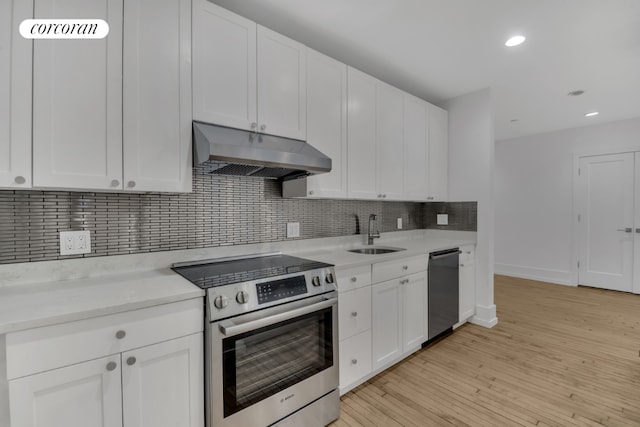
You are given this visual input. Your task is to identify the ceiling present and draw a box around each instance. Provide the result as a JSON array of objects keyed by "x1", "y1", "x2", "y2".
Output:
[{"x1": 210, "y1": 0, "x2": 640, "y2": 141}]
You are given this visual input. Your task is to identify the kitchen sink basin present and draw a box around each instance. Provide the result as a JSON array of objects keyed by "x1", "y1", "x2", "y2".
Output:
[{"x1": 347, "y1": 246, "x2": 406, "y2": 255}]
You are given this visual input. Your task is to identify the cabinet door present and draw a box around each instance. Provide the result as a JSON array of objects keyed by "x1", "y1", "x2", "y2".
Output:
[
  {"x1": 371, "y1": 280, "x2": 402, "y2": 371},
  {"x1": 347, "y1": 67, "x2": 378, "y2": 199},
  {"x1": 9, "y1": 355, "x2": 122, "y2": 427},
  {"x1": 428, "y1": 105, "x2": 448, "y2": 201},
  {"x1": 338, "y1": 286, "x2": 372, "y2": 341},
  {"x1": 376, "y1": 81, "x2": 404, "y2": 200},
  {"x1": 257, "y1": 26, "x2": 306, "y2": 140},
  {"x1": 403, "y1": 272, "x2": 426, "y2": 352},
  {"x1": 192, "y1": 0, "x2": 257, "y2": 131},
  {"x1": 459, "y1": 257, "x2": 476, "y2": 323},
  {"x1": 339, "y1": 330, "x2": 372, "y2": 394},
  {"x1": 32, "y1": 0, "x2": 123, "y2": 190},
  {"x1": 122, "y1": 333, "x2": 204, "y2": 427},
  {"x1": 0, "y1": 0, "x2": 32, "y2": 189},
  {"x1": 403, "y1": 94, "x2": 429, "y2": 201},
  {"x1": 123, "y1": 0, "x2": 192, "y2": 193},
  {"x1": 304, "y1": 48, "x2": 348, "y2": 198}
]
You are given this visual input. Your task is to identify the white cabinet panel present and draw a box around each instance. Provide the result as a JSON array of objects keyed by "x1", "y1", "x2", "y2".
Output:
[
  {"x1": 192, "y1": 0, "x2": 256, "y2": 131},
  {"x1": 403, "y1": 94, "x2": 429, "y2": 201},
  {"x1": 428, "y1": 104, "x2": 448, "y2": 201},
  {"x1": 371, "y1": 279, "x2": 402, "y2": 370},
  {"x1": 123, "y1": 0, "x2": 192, "y2": 192},
  {"x1": 0, "y1": 0, "x2": 32, "y2": 189},
  {"x1": 9, "y1": 355, "x2": 122, "y2": 427},
  {"x1": 336, "y1": 265, "x2": 372, "y2": 293},
  {"x1": 403, "y1": 272, "x2": 426, "y2": 351},
  {"x1": 376, "y1": 82, "x2": 404, "y2": 200},
  {"x1": 122, "y1": 334, "x2": 204, "y2": 427},
  {"x1": 32, "y1": 0, "x2": 123, "y2": 190},
  {"x1": 339, "y1": 330, "x2": 371, "y2": 394},
  {"x1": 347, "y1": 67, "x2": 378, "y2": 199},
  {"x1": 257, "y1": 26, "x2": 306, "y2": 140},
  {"x1": 338, "y1": 286, "x2": 371, "y2": 341},
  {"x1": 303, "y1": 48, "x2": 347, "y2": 198},
  {"x1": 459, "y1": 245, "x2": 476, "y2": 323}
]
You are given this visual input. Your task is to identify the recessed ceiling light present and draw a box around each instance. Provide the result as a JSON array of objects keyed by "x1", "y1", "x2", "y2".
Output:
[
  {"x1": 585, "y1": 112, "x2": 599, "y2": 117},
  {"x1": 505, "y1": 35, "x2": 526, "y2": 47},
  {"x1": 568, "y1": 90, "x2": 585, "y2": 96}
]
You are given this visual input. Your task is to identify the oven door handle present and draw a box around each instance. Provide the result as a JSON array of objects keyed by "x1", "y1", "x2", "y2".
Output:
[{"x1": 218, "y1": 297, "x2": 338, "y2": 337}]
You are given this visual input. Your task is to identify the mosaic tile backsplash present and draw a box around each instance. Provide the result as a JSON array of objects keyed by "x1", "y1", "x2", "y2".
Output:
[{"x1": 0, "y1": 165, "x2": 476, "y2": 264}]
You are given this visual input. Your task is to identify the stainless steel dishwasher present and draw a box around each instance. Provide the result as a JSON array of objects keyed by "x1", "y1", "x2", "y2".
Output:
[{"x1": 428, "y1": 248, "x2": 459, "y2": 340}]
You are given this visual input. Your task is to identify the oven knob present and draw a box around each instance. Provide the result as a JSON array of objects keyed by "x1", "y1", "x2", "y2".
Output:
[
  {"x1": 325, "y1": 272, "x2": 335, "y2": 284},
  {"x1": 312, "y1": 276, "x2": 321, "y2": 287},
  {"x1": 213, "y1": 295, "x2": 229, "y2": 309},
  {"x1": 236, "y1": 291, "x2": 249, "y2": 304}
]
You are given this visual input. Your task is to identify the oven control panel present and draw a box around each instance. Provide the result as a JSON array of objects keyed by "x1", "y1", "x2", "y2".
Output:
[{"x1": 257, "y1": 276, "x2": 307, "y2": 304}]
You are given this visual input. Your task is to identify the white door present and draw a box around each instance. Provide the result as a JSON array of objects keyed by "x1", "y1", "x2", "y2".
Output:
[
  {"x1": 0, "y1": 0, "x2": 32, "y2": 189},
  {"x1": 9, "y1": 355, "x2": 122, "y2": 427},
  {"x1": 403, "y1": 94, "x2": 429, "y2": 201},
  {"x1": 257, "y1": 26, "x2": 307, "y2": 140},
  {"x1": 304, "y1": 48, "x2": 348, "y2": 198},
  {"x1": 402, "y1": 272, "x2": 426, "y2": 352},
  {"x1": 123, "y1": 0, "x2": 192, "y2": 193},
  {"x1": 347, "y1": 67, "x2": 378, "y2": 199},
  {"x1": 578, "y1": 153, "x2": 634, "y2": 292},
  {"x1": 32, "y1": 0, "x2": 123, "y2": 190},
  {"x1": 192, "y1": 0, "x2": 257, "y2": 131},
  {"x1": 376, "y1": 81, "x2": 404, "y2": 200},
  {"x1": 428, "y1": 105, "x2": 448, "y2": 201},
  {"x1": 121, "y1": 334, "x2": 204, "y2": 427},
  {"x1": 371, "y1": 280, "x2": 402, "y2": 371}
]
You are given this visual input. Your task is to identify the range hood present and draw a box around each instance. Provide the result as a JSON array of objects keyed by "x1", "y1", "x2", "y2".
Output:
[{"x1": 193, "y1": 121, "x2": 332, "y2": 181}]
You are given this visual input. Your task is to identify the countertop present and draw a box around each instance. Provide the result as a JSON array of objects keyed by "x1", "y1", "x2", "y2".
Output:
[{"x1": 0, "y1": 230, "x2": 475, "y2": 335}]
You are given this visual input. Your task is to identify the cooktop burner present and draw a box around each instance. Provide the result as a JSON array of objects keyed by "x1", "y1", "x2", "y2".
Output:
[{"x1": 172, "y1": 253, "x2": 332, "y2": 289}]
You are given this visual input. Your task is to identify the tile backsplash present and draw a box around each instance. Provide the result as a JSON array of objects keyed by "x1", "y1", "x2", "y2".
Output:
[
  {"x1": 424, "y1": 201, "x2": 478, "y2": 231},
  {"x1": 0, "y1": 166, "x2": 477, "y2": 265}
]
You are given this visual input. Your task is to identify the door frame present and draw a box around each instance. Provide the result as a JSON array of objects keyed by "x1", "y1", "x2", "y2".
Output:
[{"x1": 572, "y1": 145, "x2": 640, "y2": 293}]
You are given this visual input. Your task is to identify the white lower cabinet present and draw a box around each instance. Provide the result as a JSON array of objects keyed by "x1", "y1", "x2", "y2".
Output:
[
  {"x1": 339, "y1": 330, "x2": 372, "y2": 393},
  {"x1": 459, "y1": 245, "x2": 476, "y2": 323},
  {"x1": 6, "y1": 299, "x2": 204, "y2": 427}
]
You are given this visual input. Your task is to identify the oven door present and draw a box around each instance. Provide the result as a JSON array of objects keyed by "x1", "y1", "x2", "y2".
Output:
[{"x1": 208, "y1": 291, "x2": 339, "y2": 427}]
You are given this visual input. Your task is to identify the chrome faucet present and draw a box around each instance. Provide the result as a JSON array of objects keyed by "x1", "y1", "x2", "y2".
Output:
[{"x1": 367, "y1": 214, "x2": 380, "y2": 245}]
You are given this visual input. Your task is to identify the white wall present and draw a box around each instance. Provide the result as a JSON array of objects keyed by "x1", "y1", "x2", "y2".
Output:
[
  {"x1": 495, "y1": 117, "x2": 640, "y2": 285},
  {"x1": 0, "y1": 335, "x2": 8, "y2": 427},
  {"x1": 443, "y1": 88, "x2": 497, "y2": 328}
]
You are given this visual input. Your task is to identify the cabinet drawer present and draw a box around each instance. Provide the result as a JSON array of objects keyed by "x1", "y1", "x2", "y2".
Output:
[
  {"x1": 336, "y1": 264, "x2": 371, "y2": 293},
  {"x1": 372, "y1": 255, "x2": 428, "y2": 283},
  {"x1": 6, "y1": 298, "x2": 203, "y2": 380},
  {"x1": 339, "y1": 330, "x2": 371, "y2": 392},
  {"x1": 338, "y1": 287, "x2": 371, "y2": 340}
]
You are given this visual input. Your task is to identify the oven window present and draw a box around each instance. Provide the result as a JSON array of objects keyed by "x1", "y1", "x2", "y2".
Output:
[{"x1": 222, "y1": 306, "x2": 334, "y2": 417}]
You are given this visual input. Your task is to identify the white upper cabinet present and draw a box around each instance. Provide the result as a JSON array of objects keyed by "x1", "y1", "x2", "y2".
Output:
[
  {"x1": 123, "y1": 0, "x2": 192, "y2": 192},
  {"x1": 347, "y1": 67, "x2": 378, "y2": 199},
  {"x1": 32, "y1": 0, "x2": 124, "y2": 191},
  {"x1": 257, "y1": 26, "x2": 306, "y2": 140},
  {"x1": 376, "y1": 82, "x2": 404, "y2": 200},
  {"x1": 302, "y1": 48, "x2": 347, "y2": 198},
  {"x1": 428, "y1": 104, "x2": 449, "y2": 201},
  {"x1": 403, "y1": 94, "x2": 429, "y2": 201},
  {"x1": 0, "y1": 0, "x2": 32, "y2": 189},
  {"x1": 192, "y1": 0, "x2": 257, "y2": 131},
  {"x1": 192, "y1": 1, "x2": 306, "y2": 140}
]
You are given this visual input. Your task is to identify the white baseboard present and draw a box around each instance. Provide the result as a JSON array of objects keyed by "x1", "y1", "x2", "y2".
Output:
[
  {"x1": 494, "y1": 263, "x2": 576, "y2": 286},
  {"x1": 470, "y1": 304, "x2": 497, "y2": 328}
]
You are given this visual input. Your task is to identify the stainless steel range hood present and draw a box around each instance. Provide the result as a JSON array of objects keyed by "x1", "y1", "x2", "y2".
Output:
[{"x1": 193, "y1": 122, "x2": 332, "y2": 181}]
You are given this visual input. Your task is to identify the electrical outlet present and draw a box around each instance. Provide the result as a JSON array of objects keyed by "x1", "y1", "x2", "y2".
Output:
[
  {"x1": 397, "y1": 218, "x2": 403, "y2": 229},
  {"x1": 59, "y1": 230, "x2": 91, "y2": 255},
  {"x1": 286, "y1": 222, "x2": 300, "y2": 238},
  {"x1": 437, "y1": 214, "x2": 449, "y2": 226}
]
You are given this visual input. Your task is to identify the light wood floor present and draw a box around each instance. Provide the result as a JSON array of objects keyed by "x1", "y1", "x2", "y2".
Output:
[{"x1": 330, "y1": 275, "x2": 640, "y2": 426}]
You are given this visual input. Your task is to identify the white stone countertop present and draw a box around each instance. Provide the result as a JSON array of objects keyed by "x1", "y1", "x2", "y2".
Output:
[{"x1": 0, "y1": 229, "x2": 475, "y2": 335}]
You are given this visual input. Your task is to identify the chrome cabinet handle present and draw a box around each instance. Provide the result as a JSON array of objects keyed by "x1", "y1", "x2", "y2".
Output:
[
  {"x1": 400, "y1": 279, "x2": 409, "y2": 285},
  {"x1": 351, "y1": 311, "x2": 358, "y2": 317},
  {"x1": 14, "y1": 176, "x2": 26, "y2": 184},
  {"x1": 127, "y1": 181, "x2": 136, "y2": 188},
  {"x1": 402, "y1": 265, "x2": 408, "y2": 270},
  {"x1": 250, "y1": 122, "x2": 257, "y2": 130},
  {"x1": 106, "y1": 361, "x2": 117, "y2": 372},
  {"x1": 616, "y1": 228, "x2": 632, "y2": 233},
  {"x1": 260, "y1": 124, "x2": 266, "y2": 132},
  {"x1": 126, "y1": 356, "x2": 136, "y2": 366},
  {"x1": 110, "y1": 179, "x2": 120, "y2": 187},
  {"x1": 309, "y1": 191, "x2": 314, "y2": 195},
  {"x1": 460, "y1": 263, "x2": 465, "y2": 267},
  {"x1": 115, "y1": 330, "x2": 126, "y2": 339},
  {"x1": 350, "y1": 277, "x2": 357, "y2": 282},
  {"x1": 351, "y1": 359, "x2": 358, "y2": 365},
  {"x1": 636, "y1": 228, "x2": 640, "y2": 234},
  {"x1": 382, "y1": 194, "x2": 387, "y2": 198}
]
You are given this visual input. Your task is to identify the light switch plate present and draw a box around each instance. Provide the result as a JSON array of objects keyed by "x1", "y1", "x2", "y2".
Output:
[
  {"x1": 286, "y1": 222, "x2": 300, "y2": 238},
  {"x1": 437, "y1": 214, "x2": 449, "y2": 226},
  {"x1": 59, "y1": 230, "x2": 91, "y2": 255}
]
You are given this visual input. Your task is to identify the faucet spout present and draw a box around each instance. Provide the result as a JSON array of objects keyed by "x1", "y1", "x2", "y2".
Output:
[{"x1": 367, "y1": 214, "x2": 380, "y2": 245}]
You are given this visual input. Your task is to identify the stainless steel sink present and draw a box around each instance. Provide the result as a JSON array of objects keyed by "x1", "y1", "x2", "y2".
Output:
[{"x1": 347, "y1": 246, "x2": 406, "y2": 255}]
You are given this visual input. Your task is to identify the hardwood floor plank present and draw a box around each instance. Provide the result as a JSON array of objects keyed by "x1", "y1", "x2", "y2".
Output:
[{"x1": 330, "y1": 275, "x2": 640, "y2": 426}]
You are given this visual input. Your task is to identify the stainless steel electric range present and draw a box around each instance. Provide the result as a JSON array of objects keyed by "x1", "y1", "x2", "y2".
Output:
[{"x1": 172, "y1": 252, "x2": 339, "y2": 427}]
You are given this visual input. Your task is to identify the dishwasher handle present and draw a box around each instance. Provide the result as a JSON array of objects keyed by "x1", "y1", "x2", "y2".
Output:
[{"x1": 430, "y1": 248, "x2": 460, "y2": 259}]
